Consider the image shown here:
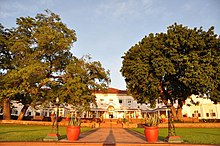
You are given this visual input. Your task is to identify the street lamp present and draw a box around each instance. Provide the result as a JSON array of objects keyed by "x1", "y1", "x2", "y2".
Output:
[
  {"x1": 43, "y1": 97, "x2": 60, "y2": 141},
  {"x1": 55, "y1": 97, "x2": 60, "y2": 136},
  {"x1": 165, "y1": 99, "x2": 183, "y2": 143}
]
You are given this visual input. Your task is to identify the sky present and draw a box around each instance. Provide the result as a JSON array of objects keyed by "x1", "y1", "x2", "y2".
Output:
[{"x1": 0, "y1": 0, "x2": 220, "y2": 90}]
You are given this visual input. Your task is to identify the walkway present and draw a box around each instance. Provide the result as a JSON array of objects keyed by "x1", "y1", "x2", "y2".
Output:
[{"x1": 74, "y1": 128, "x2": 148, "y2": 144}]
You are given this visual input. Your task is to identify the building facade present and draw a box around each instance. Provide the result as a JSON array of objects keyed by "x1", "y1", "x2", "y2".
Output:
[
  {"x1": 182, "y1": 94, "x2": 220, "y2": 119},
  {"x1": 1, "y1": 88, "x2": 220, "y2": 120},
  {"x1": 90, "y1": 88, "x2": 146, "y2": 119}
]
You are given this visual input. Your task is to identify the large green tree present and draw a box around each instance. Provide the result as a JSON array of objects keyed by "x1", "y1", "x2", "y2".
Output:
[
  {"x1": 0, "y1": 10, "x2": 110, "y2": 120},
  {"x1": 0, "y1": 10, "x2": 76, "y2": 120},
  {"x1": 0, "y1": 24, "x2": 13, "y2": 120},
  {"x1": 121, "y1": 23, "x2": 220, "y2": 120},
  {"x1": 51, "y1": 56, "x2": 110, "y2": 114}
]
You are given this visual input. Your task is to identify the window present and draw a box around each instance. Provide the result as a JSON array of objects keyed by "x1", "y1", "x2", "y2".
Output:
[
  {"x1": 193, "y1": 110, "x2": 200, "y2": 117},
  {"x1": 209, "y1": 109, "x2": 216, "y2": 117},
  {"x1": 119, "y1": 99, "x2": 123, "y2": 104},
  {"x1": 127, "y1": 99, "x2": 132, "y2": 106},
  {"x1": 28, "y1": 112, "x2": 32, "y2": 116},
  {"x1": 109, "y1": 99, "x2": 113, "y2": 102},
  {"x1": 108, "y1": 106, "x2": 114, "y2": 111},
  {"x1": 36, "y1": 112, "x2": 40, "y2": 116},
  {"x1": 100, "y1": 99, "x2": 104, "y2": 102},
  {"x1": 12, "y1": 109, "x2": 18, "y2": 115},
  {"x1": 206, "y1": 113, "x2": 209, "y2": 117},
  {"x1": 211, "y1": 113, "x2": 216, "y2": 117}
]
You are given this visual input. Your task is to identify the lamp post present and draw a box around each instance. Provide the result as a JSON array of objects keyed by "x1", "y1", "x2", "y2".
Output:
[
  {"x1": 55, "y1": 97, "x2": 60, "y2": 136},
  {"x1": 43, "y1": 97, "x2": 60, "y2": 141},
  {"x1": 165, "y1": 100, "x2": 183, "y2": 143}
]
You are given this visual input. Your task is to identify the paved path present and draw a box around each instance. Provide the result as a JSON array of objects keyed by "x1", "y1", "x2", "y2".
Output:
[{"x1": 75, "y1": 128, "x2": 148, "y2": 144}]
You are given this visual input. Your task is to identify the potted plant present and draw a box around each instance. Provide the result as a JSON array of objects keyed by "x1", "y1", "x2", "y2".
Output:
[
  {"x1": 143, "y1": 113, "x2": 160, "y2": 143},
  {"x1": 66, "y1": 112, "x2": 81, "y2": 141},
  {"x1": 65, "y1": 112, "x2": 71, "y2": 121}
]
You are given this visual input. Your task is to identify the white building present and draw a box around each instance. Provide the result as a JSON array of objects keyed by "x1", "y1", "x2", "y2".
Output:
[
  {"x1": 90, "y1": 88, "x2": 146, "y2": 119},
  {"x1": 1, "y1": 88, "x2": 220, "y2": 120},
  {"x1": 182, "y1": 94, "x2": 220, "y2": 119}
]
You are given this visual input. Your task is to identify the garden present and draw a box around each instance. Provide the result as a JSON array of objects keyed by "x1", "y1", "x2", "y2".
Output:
[
  {"x1": 0, "y1": 124, "x2": 220, "y2": 145},
  {"x1": 132, "y1": 127, "x2": 220, "y2": 145},
  {"x1": 0, "y1": 124, "x2": 91, "y2": 141}
]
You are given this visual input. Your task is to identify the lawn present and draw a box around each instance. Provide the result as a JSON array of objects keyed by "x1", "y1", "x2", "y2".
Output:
[
  {"x1": 0, "y1": 124, "x2": 91, "y2": 141},
  {"x1": 131, "y1": 128, "x2": 220, "y2": 145}
]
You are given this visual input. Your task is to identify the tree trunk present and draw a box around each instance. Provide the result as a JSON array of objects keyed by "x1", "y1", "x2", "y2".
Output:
[
  {"x1": 170, "y1": 106, "x2": 177, "y2": 120},
  {"x1": 3, "y1": 98, "x2": 11, "y2": 120},
  {"x1": 17, "y1": 105, "x2": 29, "y2": 120},
  {"x1": 177, "y1": 108, "x2": 183, "y2": 121},
  {"x1": 176, "y1": 99, "x2": 183, "y2": 121}
]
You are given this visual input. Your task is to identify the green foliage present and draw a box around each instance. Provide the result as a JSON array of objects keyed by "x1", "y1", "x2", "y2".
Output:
[
  {"x1": 121, "y1": 23, "x2": 220, "y2": 111},
  {"x1": 68, "y1": 115, "x2": 81, "y2": 126},
  {"x1": 0, "y1": 10, "x2": 110, "y2": 120},
  {"x1": 144, "y1": 113, "x2": 160, "y2": 127}
]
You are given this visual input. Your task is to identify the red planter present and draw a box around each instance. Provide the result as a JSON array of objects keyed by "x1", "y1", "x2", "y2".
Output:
[
  {"x1": 65, "y1": 118, "x2": 71, "y2": 121},
  {"x1": 66, "y1": 126, "x2": 80, "y2": 141},
  {"x1": 144, "y1": 126, "x2": 158, "y2": 143}
]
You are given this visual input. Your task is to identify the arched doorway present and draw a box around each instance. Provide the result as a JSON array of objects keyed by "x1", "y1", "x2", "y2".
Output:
[{"x1": 107, "y1": 105, "x2": 115, "y2": 119}]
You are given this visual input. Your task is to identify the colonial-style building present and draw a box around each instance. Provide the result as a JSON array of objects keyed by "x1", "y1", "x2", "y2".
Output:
[
  {"x1": 90, "y1": 88, "x2": 145, "y2": 119},
  {"x1": 1, "y1": 87, "x2": 220, "y2": 120},
  {"x1": 182, "y1": 94, "x2": 220, "y2": 119}
]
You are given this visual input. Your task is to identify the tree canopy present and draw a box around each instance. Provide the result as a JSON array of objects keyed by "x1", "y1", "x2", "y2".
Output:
[
  {"x1": 0, "y1": 10, "x2": 110, "y2": 120},
  {"x1": 121, "y1": 23, "x2": 220, "y2": 120}
]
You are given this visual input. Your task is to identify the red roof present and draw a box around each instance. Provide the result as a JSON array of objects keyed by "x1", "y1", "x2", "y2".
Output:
[{"x1": 94, "y1": 87, "x2": 128, "y2": 94}]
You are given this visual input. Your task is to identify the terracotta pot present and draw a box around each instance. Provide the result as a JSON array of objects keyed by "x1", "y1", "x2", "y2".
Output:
[
  {"x1": 66, "y1": 126, "x2": 80, "y2": 141},
  {"x1": 144, "y1": 126, "x2": 158, "y2": 143}
]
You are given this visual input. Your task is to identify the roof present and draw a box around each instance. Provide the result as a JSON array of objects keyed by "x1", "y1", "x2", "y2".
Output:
[{"x1": 94, "y1": 87, "x2": 128, "y2": 95}]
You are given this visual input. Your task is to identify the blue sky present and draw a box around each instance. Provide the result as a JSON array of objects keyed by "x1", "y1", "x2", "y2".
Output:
[{"x1": 1, "y1": 0, "x2": 220, "y2": 90}]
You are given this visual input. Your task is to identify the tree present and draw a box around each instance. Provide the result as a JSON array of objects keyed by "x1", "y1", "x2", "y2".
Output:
[
  {"x1": 121, "y1": 23, "x2": 220, "y2": 120},
  {"x1": 0, "y1": 10, "x2": 77, "y2": 120},
  {"x1": 0, "y1": 10, "x2": 110, "y2": 120},
  {"x1": 0, "y1": 24, "x2": 13, "y2": 120},
  {"x1": 55, "y1": 56, "x2": 110, "y2": 114}
]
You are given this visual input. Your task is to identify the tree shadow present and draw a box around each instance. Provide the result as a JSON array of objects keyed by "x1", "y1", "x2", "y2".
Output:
[
  {"x1": 103, "y1": 127, "x2": 115, "y2": 146},
  {"x1": 124, "y1": 128, "x2": 146, "y2": 141},
  {"x1": 78, "y1": 128, "x2": 99, "y2": 139},
  {"x1": 158, "y1": 135, "x2": 167, "y2": 141}
]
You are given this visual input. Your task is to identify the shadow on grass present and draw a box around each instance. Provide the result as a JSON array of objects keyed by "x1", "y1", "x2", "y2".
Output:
[{"x1": 158, "y1": 135, "x2": 166, "y2": 141}]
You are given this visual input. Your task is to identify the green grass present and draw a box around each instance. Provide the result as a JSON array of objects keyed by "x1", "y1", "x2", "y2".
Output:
[
  {"x1": 0, "y1": 124, "x2": 91, "y2": 141},
  {"x1": 131, "y1": 128, "x2": 220, "y2": 145}
]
